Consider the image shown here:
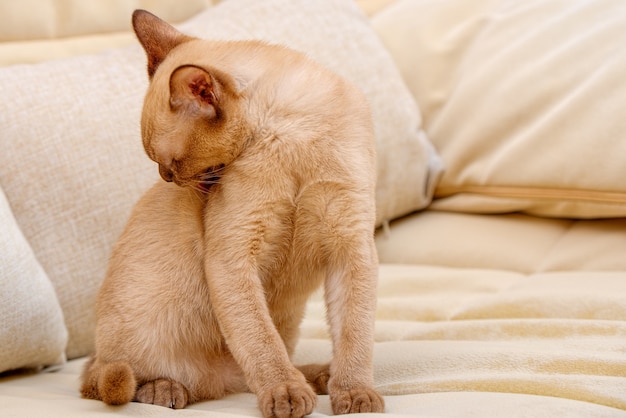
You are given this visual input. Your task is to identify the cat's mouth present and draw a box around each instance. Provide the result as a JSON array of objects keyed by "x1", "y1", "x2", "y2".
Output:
[{"x1": 196, "y1": 164, "x2": 225, "y2": 193}]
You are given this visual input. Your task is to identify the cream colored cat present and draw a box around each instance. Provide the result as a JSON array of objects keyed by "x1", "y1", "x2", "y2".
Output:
[{"x1": 80, "y1": 10, "x2": 383, "y2": 418}]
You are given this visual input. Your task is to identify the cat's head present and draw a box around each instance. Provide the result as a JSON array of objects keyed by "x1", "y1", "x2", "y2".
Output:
[{"x1": 132, "y1": 10, "x2": 248, "y2": 191}]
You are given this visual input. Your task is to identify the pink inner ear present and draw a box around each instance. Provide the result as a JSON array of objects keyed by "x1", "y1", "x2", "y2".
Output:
[
  {"x1": 189, "y1": 76, "x2": 217, "y2": 105},
  {"x1": 170, "y1": 66, "x2": 219, "y2": 119}
]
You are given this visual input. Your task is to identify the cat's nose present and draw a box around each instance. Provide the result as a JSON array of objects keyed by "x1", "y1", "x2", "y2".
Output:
[{"x1": 158, "y1": 164, "x2": 174, "y2": 182}]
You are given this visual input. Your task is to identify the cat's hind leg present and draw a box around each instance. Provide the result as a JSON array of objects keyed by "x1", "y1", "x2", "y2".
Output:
[
  {"x1": 80, "y1": 356, "x2": 137, "y2": 406},
  {"x1": 81, "y1": 355, "x2": 191, "y2": 409},
  {"x1": 297, "y1": 363, "x2": 330, "y2": 395}
]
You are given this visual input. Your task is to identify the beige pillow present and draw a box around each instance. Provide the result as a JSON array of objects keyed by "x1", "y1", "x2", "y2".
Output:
[
  {"x1": 0, "y1": 0, "x2": 440, "y2": 359},
  {"x1": 374, "y1": 0, "x2": 626, "y2": 218},
  {"x1": 0, "y1": 186, "x2": 67, "y2": 373}
]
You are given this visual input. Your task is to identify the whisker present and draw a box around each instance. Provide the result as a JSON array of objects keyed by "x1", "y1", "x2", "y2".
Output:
[
  {"x1": 190, "y1": 178, "x2": 223, "y2": 185},
  {"x1": 184, "y1": 164, "x2": 227, "y2": 193},
  {"x1": 199, "y1": 165, "x2": 226, "y2": 179}
]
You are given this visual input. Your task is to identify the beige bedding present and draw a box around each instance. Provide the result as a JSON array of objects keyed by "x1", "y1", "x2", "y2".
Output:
[
  {"x1": 3, "y1": 256, "x2": 626, "y2": 417},
  {"x1": 4, "y1": 210, "x2": 626, "y2": 417}
]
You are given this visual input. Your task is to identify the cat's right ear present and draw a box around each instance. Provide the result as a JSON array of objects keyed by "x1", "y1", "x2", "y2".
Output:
[
  {"x1": 169, "y1": 66, "x2": 221, "y2": 121},
  {"x1": 132, "y1": 10, "x2": 192, "y2": 79}
]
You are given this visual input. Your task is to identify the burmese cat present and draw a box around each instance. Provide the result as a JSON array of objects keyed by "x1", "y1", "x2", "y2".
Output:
[{"x1": 80, "y1": 9, "x2": 383, "y2": 418}]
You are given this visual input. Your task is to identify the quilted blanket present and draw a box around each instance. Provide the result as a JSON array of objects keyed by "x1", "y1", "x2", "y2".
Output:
[{"x1": 2, "y1": 263, "x2": 626, "y2": 417}]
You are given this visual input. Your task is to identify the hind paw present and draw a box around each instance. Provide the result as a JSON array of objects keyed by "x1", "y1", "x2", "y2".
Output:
[
  {"x1": 297, "y1": 363, "x2": 330, "y2": 395},
  {"x1": 135, "y1": 379, "x2": 189, "y2": 409}
]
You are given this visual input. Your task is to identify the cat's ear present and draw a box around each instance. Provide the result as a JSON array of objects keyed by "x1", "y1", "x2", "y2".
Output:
[
  {"x1": 132, "y1": 9, "x2": 192, "y2": 78},
  {"x1": 169, "y1": 66, "x2": 221, "y2": 120}
]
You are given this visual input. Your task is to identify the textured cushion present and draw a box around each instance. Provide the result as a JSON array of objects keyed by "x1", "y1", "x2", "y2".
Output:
[
  {"x1": 0, "y1": 0, "x2": 440, "y2": 359},
  {"x1": 0, "y1": 186, "x2": 67, "y2": 373},
  {"x1": 374, "y1": 0, "x2": 626, "y2": 218}
]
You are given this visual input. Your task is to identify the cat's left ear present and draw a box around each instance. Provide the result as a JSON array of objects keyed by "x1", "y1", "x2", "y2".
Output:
[
  {"x1": 132, "y1": 9, "x2": 192, "y2": 78},
  {"x1": 169, "y1": 66, "x2": 221, "y2": 120}
]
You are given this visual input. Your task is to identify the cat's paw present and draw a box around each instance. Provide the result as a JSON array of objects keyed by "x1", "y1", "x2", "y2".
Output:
[
  {"x1": 297, "y1": 363, "x2": 330, "y2": 395},
  {"x1": 135, "y1": 379, "x2": 189, "y2": 409},
  {"x1": 258, "y1": 380, "x2": 317, "y2": 418},
  {"x1": 330, "y1": 386, "x2": 384, "y2": 414}
]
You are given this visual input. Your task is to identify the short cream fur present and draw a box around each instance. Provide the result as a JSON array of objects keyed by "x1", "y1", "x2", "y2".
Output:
[{"x1": 80, "y1": 10, "x2": 383, "y2": 418}]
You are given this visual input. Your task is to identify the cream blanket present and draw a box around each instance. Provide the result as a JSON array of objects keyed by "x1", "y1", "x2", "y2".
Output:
[
  {"x1": 2, "y1": 264, "x2": 625, "y2": 417},
  {"x1": 303, "y1": 265, "x2": 626, "y2": 413}
]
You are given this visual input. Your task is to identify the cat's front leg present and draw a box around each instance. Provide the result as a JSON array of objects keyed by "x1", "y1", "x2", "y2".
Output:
[
  {"x1": 324, "y1": 240, "x2": 384, "y2": 414},
  {"x1": 204, "y1": 261, "x2": 316, "y2": 418}
]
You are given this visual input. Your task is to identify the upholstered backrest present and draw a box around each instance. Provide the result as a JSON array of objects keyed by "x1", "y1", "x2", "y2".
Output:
[{"x1": 373, "y1": 0, "x2": 626, "y2": 218}]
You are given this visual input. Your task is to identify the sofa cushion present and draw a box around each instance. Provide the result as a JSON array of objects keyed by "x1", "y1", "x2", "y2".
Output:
[
  {"x1": 375, "y1": 211, "x2": 626, "y2": 273},
  {"x1": 0, "y1": 0, "x2": 440, "y2": 359},
  {"x1": 0, "y1": 0, "x2": 209, "y2": 41},
  {"x1": 373, "y1": 0, "x2": 626, "y2": 218},
  {"x1": 0, "y1": 0, "x2": 211, "y2": 66},
  {"x1": 0, "y1": 186, "x2": 67, "y2": 373}
]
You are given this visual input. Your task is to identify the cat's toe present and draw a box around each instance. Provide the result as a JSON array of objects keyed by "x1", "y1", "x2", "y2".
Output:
[
  {"x1": 258, "y1": 380, "x2": 317, "y2": 418},
  {"x1": 135, "y1": 379, "x2": 189, "y2": 409}
]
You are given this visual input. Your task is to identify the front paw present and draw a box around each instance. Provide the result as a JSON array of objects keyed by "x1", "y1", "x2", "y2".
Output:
[
  {"x1": 330, "y1": 386, "x2": 384, "y2": 414},
  {"x1": 258, "y1": 380, "x2": 317, "y2": 418}
]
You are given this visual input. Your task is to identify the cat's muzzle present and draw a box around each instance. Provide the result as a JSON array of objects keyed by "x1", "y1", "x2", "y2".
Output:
[{"x1": 158, "y1": 164, "x2": 175, "y2": 182}]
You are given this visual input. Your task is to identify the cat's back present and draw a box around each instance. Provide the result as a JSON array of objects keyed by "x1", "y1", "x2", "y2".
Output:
[
  {"x1": 228, "y1": 41, "x2": 375, "y2": 194},
  {"x1": 169, "y1": 38, "x2": 369, "y2": 130}
]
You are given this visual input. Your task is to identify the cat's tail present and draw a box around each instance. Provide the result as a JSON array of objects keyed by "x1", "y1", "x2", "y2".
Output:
[{"x1": 80, "y1": 355, "x2": 137, "y2": 405}]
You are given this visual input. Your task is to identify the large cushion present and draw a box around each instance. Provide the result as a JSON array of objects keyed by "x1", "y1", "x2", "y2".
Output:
[
  {"x1": 0, "y1": 0, "x2": 440, "y2": 359},
  {"x1": 0, "y1": 186, "x2": 67, "y2": 373},
  {"x1": 373, "y1": 0, "x2": 626, "y2": 218}
]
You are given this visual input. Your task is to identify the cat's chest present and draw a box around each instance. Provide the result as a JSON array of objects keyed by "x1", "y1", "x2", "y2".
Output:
[{"x1": 202, "y1": 150, "x2": 346, "y2": 271}]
